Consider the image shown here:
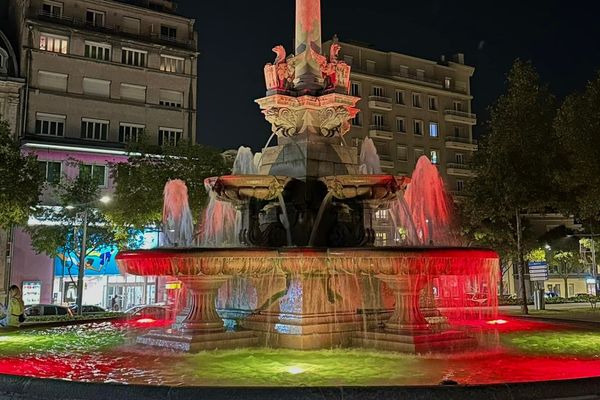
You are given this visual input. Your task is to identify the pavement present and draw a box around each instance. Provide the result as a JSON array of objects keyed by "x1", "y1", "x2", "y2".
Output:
[{"x1": 500, "y1": 303, "x2": 600, "y2": 325}]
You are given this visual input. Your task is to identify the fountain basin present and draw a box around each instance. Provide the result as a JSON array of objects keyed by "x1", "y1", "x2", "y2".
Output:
[
  {"x1": 319, "y1": 175, "x2": 410, "y2": 202},
  {"x1": 204, "y1": 175, "x2": 293, "y2": 203}
]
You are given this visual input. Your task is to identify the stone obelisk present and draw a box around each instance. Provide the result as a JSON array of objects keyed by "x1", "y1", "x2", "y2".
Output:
[{"x1": 294, "y1": 0, "x2": 324, "y2": 91}]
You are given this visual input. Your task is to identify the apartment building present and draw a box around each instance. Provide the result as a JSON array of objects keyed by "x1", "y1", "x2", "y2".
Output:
[
  {"x1": 325, "y1": 40, "x2": 477, "y2": 245},
  {"x1": 6, "y1": 0, "x2": 197, "y2": 307}
]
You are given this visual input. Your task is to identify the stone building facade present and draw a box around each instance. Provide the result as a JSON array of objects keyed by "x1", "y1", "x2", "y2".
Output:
[
  {"x1": 324, "y1": 40, "x2": 477, "y2": 245},
  {"x1": 5, "y1": 0, "x2": 198, "y2": 307}
]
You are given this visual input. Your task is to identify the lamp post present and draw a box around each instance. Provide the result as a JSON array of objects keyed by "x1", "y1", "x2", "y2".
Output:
[{"x1": 69, "y1": 195, "x2": 111, "y2": 316}]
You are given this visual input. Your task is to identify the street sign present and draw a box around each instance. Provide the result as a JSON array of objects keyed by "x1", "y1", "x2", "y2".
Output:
[{"x1": 528, "y1": 261, "x2": 548, "y2": 281}]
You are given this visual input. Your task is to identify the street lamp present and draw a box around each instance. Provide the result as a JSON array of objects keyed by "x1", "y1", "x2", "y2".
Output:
[{"x1": 67, "y1": 195, "x2": 112, "y2": 316}]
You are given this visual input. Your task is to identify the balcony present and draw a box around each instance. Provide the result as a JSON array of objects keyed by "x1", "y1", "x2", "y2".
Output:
[
  {"x1": 368, "y1": 96, "x2": 393, "y2": 111},
  {"x1": 446, "y1": 163, "x2": 475, "y2": 177},
  {"x1": 35, "y1": 10, "x2": 196, "y2": 51},
  {"x1": 369, "y1": 125, "x2": 393, "y2": 140},
  {"x1": 444, "y1": 110, "x2": 477, "y2": 125},
  {"x1": 445, "y1": 136, "x2": 478, "y2": 151}
]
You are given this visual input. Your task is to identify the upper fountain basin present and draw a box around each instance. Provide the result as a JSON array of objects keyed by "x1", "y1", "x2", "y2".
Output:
[
  {"x1": 205, "y1": 175, "x2": 294, "y2": 203},
  {"x1": 320, "y1": 175, "x2": 411, "y2": 202}
]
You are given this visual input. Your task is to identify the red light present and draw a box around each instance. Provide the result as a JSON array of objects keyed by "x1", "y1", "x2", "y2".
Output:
[
  {"x1": 487, "y1": 319, "x2": 508, "y2": 325},
  {"x1": 136, "y1": 318, "x2": 156, "y2": 324}
]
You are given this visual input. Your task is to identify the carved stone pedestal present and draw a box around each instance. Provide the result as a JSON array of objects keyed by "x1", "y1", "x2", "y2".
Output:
[
  {"x1": 136, "y1": 276, "x2": 258, "y2": 352},
  {"x1": 353, "y1": 274, "x2": 476, "y2": 353}
]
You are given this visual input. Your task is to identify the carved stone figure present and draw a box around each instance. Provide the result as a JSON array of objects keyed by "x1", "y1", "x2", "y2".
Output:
[
  {"x1": 319, "y1": 106, "x2": 351, "y2": 137},
  {"x1": 264, "y1": 45, "x2": 295, "y2": 91},
  {"x1": 263, "y1": 107, "x2": 298, "y2": 137}
]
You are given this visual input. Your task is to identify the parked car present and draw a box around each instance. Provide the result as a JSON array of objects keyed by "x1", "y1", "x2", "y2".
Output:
[
  {"x1": 544, "y1": 292, "x2": 559, "y2": 299},
  {"x1": 69, "y1": 305, "x2": 107, "y2": 314},
  {"x1": 24, "y1": 304, "x2": 73, "y2": 317},
  {"x1": 125, "y1": 305, "x2": 169, "y2": 320}
]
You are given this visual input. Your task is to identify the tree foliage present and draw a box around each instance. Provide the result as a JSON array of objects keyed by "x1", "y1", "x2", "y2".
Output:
[
  {"x1": 26, "y1": 170, "x2": 140, "y2": 272},
  {"x1": 108, "y1": 138, "x2": 230, "y2": 229},
  {"x1": 0, "y1": 119, "x2": 44, "y2": 228},
  {"x1": 555, "y1": 71, "x2": 600, "y2": 224}
]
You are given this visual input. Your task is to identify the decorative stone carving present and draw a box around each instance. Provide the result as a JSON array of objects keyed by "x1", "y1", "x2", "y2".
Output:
[
  {"x1": 264, "y1": 45, "x2": 295, "y2": 91},
  {"x1": 263, "y1": 107, "x2": 298, "y2": 137},
  {"x1": 318, "y1": 106, "x2": 351, "y2": 137}
]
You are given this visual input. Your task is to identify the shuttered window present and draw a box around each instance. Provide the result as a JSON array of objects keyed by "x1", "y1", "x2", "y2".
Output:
[
  {"x1": 120, "y1": 83, "x2": 146, "y2": 102},
  {"x1": 159, "y1": 89, "x2": 183, "y2": 108},
  {"x1": 83, "y1": 77, "x2": 110, "y2": 98},
  {"x1": 38, "y1": 71, "x2": 67, "y2": 92},
  {"x1": 122, "y1": 16, "x2": 140, "y2": 34}
]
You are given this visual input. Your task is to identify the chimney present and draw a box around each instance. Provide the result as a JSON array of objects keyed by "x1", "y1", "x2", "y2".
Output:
[{"x1": 453, "y1": 53, "x2": 465, "y2": 65}]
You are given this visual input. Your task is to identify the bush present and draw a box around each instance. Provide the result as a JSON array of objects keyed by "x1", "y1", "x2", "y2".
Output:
[{"x1": 23, "y1": 312, "x2": 124, "y2": 324}]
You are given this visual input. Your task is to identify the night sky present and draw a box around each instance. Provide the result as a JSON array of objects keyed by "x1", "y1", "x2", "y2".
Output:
[{"x1": 176, "y1": 0, "x2": 600, "y2": 151}]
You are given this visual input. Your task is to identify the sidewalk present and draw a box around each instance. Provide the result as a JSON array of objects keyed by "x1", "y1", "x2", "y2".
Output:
[{"x1": 500, "y1": 303, "x2": 600, "y2": 324}]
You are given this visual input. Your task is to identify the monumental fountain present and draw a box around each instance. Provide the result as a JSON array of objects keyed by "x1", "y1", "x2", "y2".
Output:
[{"x1": 115, "y1": 0, "x2": 499, "y2": 353}]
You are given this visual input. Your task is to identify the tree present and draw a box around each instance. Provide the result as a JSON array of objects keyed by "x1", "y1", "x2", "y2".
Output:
[
  {"x1": 555, "y1": 71, "x2": 600, "y2": 228},
  {"x1": 108, "y1": 138, "x2": 230, "y2": 230},
  {"x1": 462, "y1": 60, "x2": 558, "y2": 314},
  {"x1": 550, "y1": 251, "x2": 583, "y2": 298},
  {"x1": 0, "y1": 118, "x2": 44, "y2": 228},
  {"x1": 26, "y1": 169, "x2": 141, "y2": 305}
]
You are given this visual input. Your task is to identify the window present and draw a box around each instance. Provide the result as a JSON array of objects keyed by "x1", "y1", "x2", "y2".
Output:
[
  {"x1": 430, "y1": 150, "x2": 439, "y2": 165},
  {"x1": 84, "y1": 41, "x2": 111, "y2": 61},
  {"x1": 396, "y1": 117, "x2": 406, "y2": 133},
  {"x1": 350, "y1": 82, "x2": 361, "y2": 97},
  {"x1": 375, "y1": 232, "x2": 387, "y2": 246},
  {"x1": 86, "y1": 9, "x2": 105, "y2": 27},
  {"x1": 38, "y1": 161, "x2": 62, "y2": 184},
  {"x1": 399, "y1": 65, "x2": 409, "y2": 77},
  {"x1": 160, "y1": 55, "x2": 184, "y2": 73},
  {"x1": 159, "y1": 128, "x2": 182, "y2": 146},
  {"x1": 453, "y1": 101, "x2": 463, "y2": 112},
  {"x1": 413, "y1": 120, "x2": 423, "y2": 135},
  {"x1": 35, "y1": 113, "x2": 65, "y2": 136},
  {"x1": 121, "y1": 48, "x2": 147, "y2": 67},
  {"x1": 351, "y1": 113, "x2": 361, "y2": 126},
  {"x1": 80, "y1": 164, "x2": 107, "y2": 187},
  {"x1": 119, "y1": 123, "x2": 144, "y2": 143},
  {"x1": 42, "y1": 1, "x2": 62, "y2": 17},
  {"x1": 455, "y1": 153, "x2": 465, "y2": 164},
  {"x1": 160, "y1": 25, "x2": 177, "y2": 40},
  {"x1": 428, "y1": 96, "x2": 438, "y2": 111},
  {"x1": 373, "y1": 114, "x2": 384, "y2": 128},
  {"x1": 429, "y1": 122, "x2": 439, "y2": 138},
  {"x1": 397, "y1": 145, "x2": 407, "y2": 161},
  {"x1": 416, "y1": 69, "x2": 425, "y2": 80},
  {"x1": 372, "y1": 86, "x2": 384, "y2": 97},
  {"x1": 122, "y1": 16, "x2": 141, "y2": 34},
  {"x1": 395, "y1": 90, "x2": 405, "y2": 105},
  {"x1": 159, "y1": 89, "x2": 183, "y2": 107},
  {"x1": 81, "y1": 118, "x2": 109, "y2": 141},
  {"x1": 453, "y1": 126, "x2": 462, "y2": 137},
  {"x1": 375, "y1": 210, "x2": 388, "y2": 220},
  {"x1": 414, "y1": 148, "x2": 425, "y2": 163},
  {"x1": 83, "y1": 77, "x2": 110, "y2": 98},
  {"x1": 39, "y1": 33, "x2": 68, "y2": 54},
  {"x1": 37, "y1": 71, "x2": 67, "y2": 92},
  {"x1": 121, "y1": 83, "x2": 146, "y2": 102},
  {"x1": 444, "y1": 77, "x2": 452, "y2": 89},
  {"x1": 366, "y1": 60, "x2": 376, "y2": 73},
  {"x1": 0, "y1": 49, "x2": 5, "y2": 74},
  {"x1": 456, "y1": 180, "x2": 464, "y2": 192},
  {"x1": 412, "y1": 93, "x2": 421, "y2": 108}
]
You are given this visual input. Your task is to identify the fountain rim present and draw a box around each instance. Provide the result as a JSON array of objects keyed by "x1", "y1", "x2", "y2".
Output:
[{"x1": 116, "y1": 246, "x2": 499, "y2": 261}]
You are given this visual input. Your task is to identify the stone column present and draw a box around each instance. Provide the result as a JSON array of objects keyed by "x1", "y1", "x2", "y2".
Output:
[
  {"x1": 377, "y1": 274, "x2": 429, "y2": 333},
  {"x1": 294, "y1": 0, "x2": 324, "y2": 91},
  {"x1": 180, "y1": 276, "x2": 230, "y2": 333}
]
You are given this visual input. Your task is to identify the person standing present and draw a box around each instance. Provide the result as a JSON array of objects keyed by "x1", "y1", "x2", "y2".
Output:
[{"x1": 0, "y1": 285, "x2": 25, "y2": 327}]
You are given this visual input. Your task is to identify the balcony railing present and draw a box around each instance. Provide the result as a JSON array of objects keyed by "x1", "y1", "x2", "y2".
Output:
[
  {"x1": 444, "y1": 110, "x2": 477, "y2": 120},
  {"x1": 369, "y1": 125, "x2": 391, "y2": 131},
  {"x1": 368, "y1": 95, "x2": 392, "y2": 103},
  {"x1": 36, "y1": 10, "x2": 196, "y2": 50},
  {"x1": 446, "y1": 163, "x2": 471, "y2": 170},
  {"x1": 445, "y1": 136, "x2": 478, "y2": 145}
]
